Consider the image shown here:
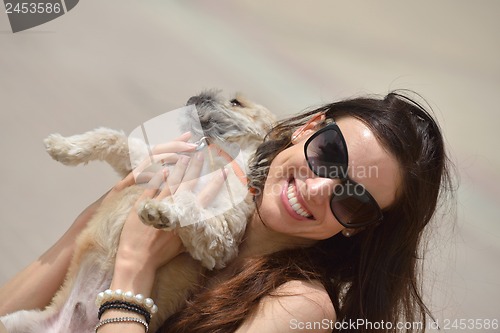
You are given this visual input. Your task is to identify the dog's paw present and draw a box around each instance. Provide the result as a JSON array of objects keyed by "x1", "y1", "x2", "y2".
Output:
[
  {"x1": 138, "y1": 199, "x2": 176, "y2": 230},
  {"x1": 44, "y1": 134, "x2": 88, "y2": 165},
  {"x1": 138, "y1": 199, "x2": 161, "y2": 226}
]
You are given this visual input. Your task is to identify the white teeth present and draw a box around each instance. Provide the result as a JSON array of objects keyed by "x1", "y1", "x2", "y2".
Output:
[{"x1": 287, "y1": 183, "x2": 312, "y2": 218}]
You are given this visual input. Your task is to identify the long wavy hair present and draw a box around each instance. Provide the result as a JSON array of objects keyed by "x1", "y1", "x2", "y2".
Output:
[{"x1": 160, "y1": 91, "x2": 454, "y2": 333}]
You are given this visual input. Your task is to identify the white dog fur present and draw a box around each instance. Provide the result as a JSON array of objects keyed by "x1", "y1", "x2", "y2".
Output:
[{"x1": 1, "y1": 91, "x2": 275, "y2": 332}]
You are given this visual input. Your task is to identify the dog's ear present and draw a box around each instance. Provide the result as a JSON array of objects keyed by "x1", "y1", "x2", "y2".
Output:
[{"x1": 291, "y1": 113, "x2": 326, "y2": 144}]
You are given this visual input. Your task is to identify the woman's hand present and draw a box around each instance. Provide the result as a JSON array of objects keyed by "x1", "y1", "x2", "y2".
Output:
[
  {"x1": 108, "y1": 132, "x2": 197, "y2": 294},
  {"x1": 113, "y1": 171, "x2": 185, "y2": 286},
  {"x1": 109, "y1": 131, "x2": 228, "y2": 295},
  {"x1": 97, "y1": 133, "x2": 228, "y2": 333}
]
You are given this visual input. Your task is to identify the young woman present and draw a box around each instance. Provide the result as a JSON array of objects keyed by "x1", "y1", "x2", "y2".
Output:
[{"x1": 0, "y1": 92, "x2": 453, "y2": 333}]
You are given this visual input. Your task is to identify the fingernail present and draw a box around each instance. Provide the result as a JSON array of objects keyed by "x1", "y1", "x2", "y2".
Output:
[
  {"x1": 221, "y1": 167, "x2": 228, "y2": 180},
  {"x1": 180, "y1": 155, "x2": 191, "y2": 164}
]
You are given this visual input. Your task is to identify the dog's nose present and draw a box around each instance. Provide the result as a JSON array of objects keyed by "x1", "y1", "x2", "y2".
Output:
[{"x1": 186, "y1": 94, "x2": 215, "y2": 106}]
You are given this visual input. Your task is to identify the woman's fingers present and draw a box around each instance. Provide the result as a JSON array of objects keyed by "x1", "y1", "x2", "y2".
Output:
[
  {"x1": 167, "y1": 155, "x2": 191, "y2": 194},
  {"x1": 114, "y1": 171, "x2": 137, "y2": 191},
  {"x1": 151, "y1": 132, "x2": 197, "y2": 155},
  {"x1": 137, "y1": 169, "x2": 167, "y2": 201},
  {"x1": 197, "y1": 168, "x2": 228, "y2": 208},
  {"x1": 134, "y1": 171, "x2": 157, "y2": 185},
  {"x1": 156, "y1": 169, "x2": 172, "y2": 200},
  {"x1": 133, "y1": 153, "x2": 180, "y2": 179},
  {"x1": 100, "y1": 171, "x2": 137, "y2": 206},
  {"x1": 174, "y1": 131, "x2": 192, "y2": 141},
  {"x1": 131, "y1": 132, "x2": 197, "y2": 180},
  {"x1": 131, "y1": 139, "x2": 237, "y2": 217},
  {"x1": 151, "y1": 141, "x2": 198, "y2": 155},
  {"x1": 175, "y1": 152, "x2": 204, "y2": 193}
]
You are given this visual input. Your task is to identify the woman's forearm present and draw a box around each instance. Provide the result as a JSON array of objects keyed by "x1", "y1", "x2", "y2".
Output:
[
  {"x1": 95, "y1": 226, "x2": 183, "y2": 332},
  {"x1": 0, "y1": 243, "x2": 74, "y2": 315},
  {"x1": 0, "y1": 198, "x2": 101, "y2": 316}
]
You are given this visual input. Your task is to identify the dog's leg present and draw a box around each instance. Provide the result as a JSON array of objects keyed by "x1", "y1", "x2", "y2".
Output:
[
  {"x1": 138, "y1": 174, "x2": 253, "y2": 269},
  {"x1": 44, "y1": 128, "x2": 144, "y2": 177},
  {"x1": 176, "y1": 210, "x2": 249, "y2": 270},
  {"x1": 138, "y1": 187, "x2": 219, "y2": 231},
  {"x1": 137, "y1": 192, "x2": 220, "y2": 268},
  {"x1": 139, "y1": 191, "x2": 249, "y2": 270}
]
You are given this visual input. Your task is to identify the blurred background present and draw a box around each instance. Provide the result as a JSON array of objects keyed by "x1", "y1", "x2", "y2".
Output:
[{"x1": 1, "y1": 1, "x2": 499, "y2": 331}]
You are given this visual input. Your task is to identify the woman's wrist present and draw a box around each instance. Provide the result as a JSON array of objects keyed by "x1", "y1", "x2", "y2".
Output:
[
  {"x1": 111, "y1": 258, "x2": 157, "y2": 297},
  {"x1": 113, "y1": 229, "x2": 184, "y2": 286}
]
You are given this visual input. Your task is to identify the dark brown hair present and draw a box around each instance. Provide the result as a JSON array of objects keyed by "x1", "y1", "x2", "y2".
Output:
[{"x1": 160, "y1": 91, "x2": 454, "y2": 333}]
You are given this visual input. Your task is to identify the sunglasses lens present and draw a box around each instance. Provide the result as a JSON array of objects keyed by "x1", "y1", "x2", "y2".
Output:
[
  {"x1": 306, "y1": 128, "x2": 347, "y2": 178},
  {"x1": 330, "y1": 183, "x2": 382, "y2": 227},
  {"x1": 305, "y1": 123, "x2": 383, "y2": 227}
]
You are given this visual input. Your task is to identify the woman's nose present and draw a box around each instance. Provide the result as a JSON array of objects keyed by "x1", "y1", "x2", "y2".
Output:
[{"x1": 304, "y1": 177, "x2": 340, "y2": 204}]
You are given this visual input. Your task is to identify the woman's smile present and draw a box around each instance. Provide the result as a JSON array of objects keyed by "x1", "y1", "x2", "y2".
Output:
[{"x1": 281, "y1": 178, "x2": 314, "y2": 221}]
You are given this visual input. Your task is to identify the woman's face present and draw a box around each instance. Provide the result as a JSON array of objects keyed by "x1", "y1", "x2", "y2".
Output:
[{"x1": 257, "y1": 115, "x2": 401, "y2": 241}]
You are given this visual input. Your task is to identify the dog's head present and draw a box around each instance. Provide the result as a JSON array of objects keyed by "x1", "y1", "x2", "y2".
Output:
[{"x1": 181, "y1": 90, "x2": 276, "y2": 146}]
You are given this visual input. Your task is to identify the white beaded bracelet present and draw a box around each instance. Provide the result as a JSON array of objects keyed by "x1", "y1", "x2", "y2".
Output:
[
  {"x1": 95, "y1": 316, "x2": 149, "y2": 332},
  {"x1": 95, "y1": 289, "x2": 158, "y2": 315}
]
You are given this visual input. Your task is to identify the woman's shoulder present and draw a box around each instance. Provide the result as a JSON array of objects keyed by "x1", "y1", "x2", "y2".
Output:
[
  {"x1": 273, "y1": 279, "x2": 335, "y2": 312},
  {"x1": 274, "y1": 280, "x2": 336, "y2": 323},
  {"x1": 236, "y1": 279, "x2": 336, "y2": 333}
]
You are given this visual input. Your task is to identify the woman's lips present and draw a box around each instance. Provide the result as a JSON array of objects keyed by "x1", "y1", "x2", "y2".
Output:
[{"x1": 280, "y1": 178, "x2": 314, "y2": 221}]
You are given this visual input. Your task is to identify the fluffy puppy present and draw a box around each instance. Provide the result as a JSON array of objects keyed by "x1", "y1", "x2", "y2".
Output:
[{"x1": 0, "y1": 91, "x2": 275, "y2": 332}]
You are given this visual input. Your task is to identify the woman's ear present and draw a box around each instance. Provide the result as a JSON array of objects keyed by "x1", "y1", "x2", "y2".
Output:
[{"x1": 291, "y1": 113, "x2": 326, "y2": 144}]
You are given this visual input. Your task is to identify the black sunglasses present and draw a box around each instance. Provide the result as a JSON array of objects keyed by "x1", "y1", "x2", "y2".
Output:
[{"x1": 304, "y1": 120, "x2": 383, "y2": 228}]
